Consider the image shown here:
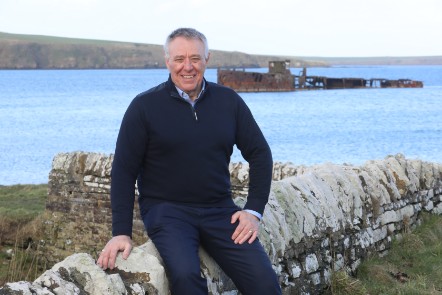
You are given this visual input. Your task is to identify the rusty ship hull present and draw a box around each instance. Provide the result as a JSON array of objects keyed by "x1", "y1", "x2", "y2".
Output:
[
  {"x1": 217, "y1": 69, "x2": 295, "y2": 92},
  {"x1": 217, "y1": 61, "x2": 423, "y2": 92}
]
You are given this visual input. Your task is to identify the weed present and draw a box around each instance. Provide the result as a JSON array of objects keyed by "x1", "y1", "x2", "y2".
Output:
[
  {"x1": 3, "y1": 233, "x2": 46, "y2": 285},
  {"x1": 0, "y1": 184, "x2": 48, "y2": 286},
  {"x1": 356, "y1": 212, "x2": 442, "y2": 294},
  {"x1": 328, "y1": 270, "x2": 367, "y2": 295}
]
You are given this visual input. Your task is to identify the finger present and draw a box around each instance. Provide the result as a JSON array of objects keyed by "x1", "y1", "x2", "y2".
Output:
[
  {"x1": 231, "y1": 211, "x2": 245, "y2": 240},
  {"x1": 231, "y1": 211, "x2": 240, "y2": 224},
  {"x1": 248, "y1": 230, "x2": 258, "y2": 244},
  {"x1": 100, "y1": 252, "x2": 109, "y2": 270},
  {"x1": 97, "y1": 249, "x2": 106, "y2": 267},
  {"x1": 122, "y1": 244, "x2": 132, "y2": 260},
  {"x1": 96, "y1": 255, "x2": 103, "y2": 268},
  {"x1": 231, "y1": 227, "x2": 241, "y2": 241},
  {"x1": 235, "y1": 229, "x2": 254, "y2": 244},
  {"x1": 231, "y1": 223, "x2": 246, "y2": 241},
  {"x1": 108, "y1": 248, "x2": 119, "y2": 269}
]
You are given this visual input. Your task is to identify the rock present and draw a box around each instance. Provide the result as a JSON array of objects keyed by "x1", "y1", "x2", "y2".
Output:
[
  {"x1": 2, "y1": 152, "x2": 441, "y2": 294},
  {"x1": 0, "y1": 241, "x2": 167, "y2": 295}
]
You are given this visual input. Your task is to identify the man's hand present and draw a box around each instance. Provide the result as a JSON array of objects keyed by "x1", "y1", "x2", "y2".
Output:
[
  {"x1": 231, "y1": 210, "x2": 260, "y2": 244},
  {"x1": 97, "y1": 235, "x2": 132, "y2": 270}
]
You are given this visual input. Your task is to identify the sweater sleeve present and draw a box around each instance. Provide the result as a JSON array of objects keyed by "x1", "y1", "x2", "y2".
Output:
[
  {"x1": 111, "y1": 96, "x2": 149, "y2": 237},
  {"x1": 234, "y1": 96, "x2": 273, "y2": 216}
]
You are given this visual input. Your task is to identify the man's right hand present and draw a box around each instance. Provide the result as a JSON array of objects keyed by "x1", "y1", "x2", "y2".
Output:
[{"x1": 97, "y1": 235, "x2": 132, "y2": 270}]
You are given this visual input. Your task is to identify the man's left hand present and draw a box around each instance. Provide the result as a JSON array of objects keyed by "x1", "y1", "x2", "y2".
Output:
[{"x1": 231, "y1": 210, "x2": 260, "y2": 244}]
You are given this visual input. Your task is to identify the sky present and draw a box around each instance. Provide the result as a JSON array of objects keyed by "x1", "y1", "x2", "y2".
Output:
[{"x1": 0, "y1": 0, "x2": 441, "y2": 57}]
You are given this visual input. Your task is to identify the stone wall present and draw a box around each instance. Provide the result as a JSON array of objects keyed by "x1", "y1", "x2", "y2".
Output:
[
  {"x1": 40, "y1": 152, "x2": 302, "y2": 264},
  {"x1": 2, "y1": 152, "x2": 441, "y2": 294}
]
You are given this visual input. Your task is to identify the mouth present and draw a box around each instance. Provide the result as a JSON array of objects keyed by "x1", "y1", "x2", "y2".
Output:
[{"x1": 182, "y1": 75, "x2": 196, "y2": 79}]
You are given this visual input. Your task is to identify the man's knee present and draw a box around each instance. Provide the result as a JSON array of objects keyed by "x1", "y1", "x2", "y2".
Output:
[
  {"x1": 169, "y1": 266, "x2": 207, "y2": 295},
  {"x1": 237, "y1": 263, "x2": 281, "y2": 294}
]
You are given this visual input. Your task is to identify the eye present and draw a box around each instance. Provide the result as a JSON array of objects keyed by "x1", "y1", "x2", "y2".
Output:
[
  {"x1": 174, "y1": 57, "x2": 184, "y2": 63},
  {"x1": 191, "y1": 56, "x2": 201, "y2": 63}
]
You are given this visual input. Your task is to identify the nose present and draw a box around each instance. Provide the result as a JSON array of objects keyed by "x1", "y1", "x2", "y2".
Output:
[{"x1": 184, "y1": 58, "x2": 193, "y2": 71}]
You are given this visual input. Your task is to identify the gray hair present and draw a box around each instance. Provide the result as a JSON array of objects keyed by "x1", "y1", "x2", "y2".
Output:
[{"x1": 164, "y1": 28, "x2": 209, "y2": 59}]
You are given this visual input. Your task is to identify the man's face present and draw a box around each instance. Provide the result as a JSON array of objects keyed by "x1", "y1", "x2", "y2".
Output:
[{"x1": 165, "y1": 36, "x2": 209, "y2": 99}]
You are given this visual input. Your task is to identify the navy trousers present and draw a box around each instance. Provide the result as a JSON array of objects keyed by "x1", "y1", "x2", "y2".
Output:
[{"x1": 142, "y1": 202, "x2": 282, "y2": 295}]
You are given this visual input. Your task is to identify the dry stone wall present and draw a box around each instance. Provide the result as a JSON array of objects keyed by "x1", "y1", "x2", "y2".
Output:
[
  {"x1": 41, "y1": 152, "x2": 302, "y2": 265},
  {"x1": 1, "y1": 152, "x2": 441, "y2": 295}
]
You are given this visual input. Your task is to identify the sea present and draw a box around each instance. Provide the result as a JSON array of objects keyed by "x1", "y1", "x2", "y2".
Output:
[{"x1": 0, "y1": 65, "x2": 441, "y2": 185}]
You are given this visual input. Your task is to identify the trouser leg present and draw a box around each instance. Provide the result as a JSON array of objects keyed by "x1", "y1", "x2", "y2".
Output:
[
  {"x1": 142, "y1": 203, "x2": 208, "y2": 295},
  {"x1": 142, "y1": 202, "x2": 281, "y2": 295},
  {"x1": 200, "y1": 207, "x2": 282, "y2": 295}
]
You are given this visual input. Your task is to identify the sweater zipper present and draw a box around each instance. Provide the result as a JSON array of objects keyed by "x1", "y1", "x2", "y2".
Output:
[
  {"x1": 191, "y1": 87, "x2": 206, "y2": 122},
  {"x1": 191, "y1": 105, "x2": 198, "y2": 121}
]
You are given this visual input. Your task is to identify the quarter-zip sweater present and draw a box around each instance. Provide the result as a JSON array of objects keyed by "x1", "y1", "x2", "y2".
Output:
[{"x1": 111, "y1": 76, "x2": 273, "y2": 237}]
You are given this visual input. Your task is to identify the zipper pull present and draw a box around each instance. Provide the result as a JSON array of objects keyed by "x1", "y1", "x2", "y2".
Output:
[{"x1": 190, "y1": 105, "x2": 198, "y2": 121}]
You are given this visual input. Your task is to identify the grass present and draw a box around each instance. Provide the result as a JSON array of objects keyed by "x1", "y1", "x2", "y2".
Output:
[
  {"x1": 0, "y1": 184, "x2": 48, "y2": 286},
  {"x1": 0, "y1": 184, "x2": 47, "y2": 219},
  {"x1": 329, "y1": 270, "x2": 368, "y2": 295},
  {"x1": 329, "y1": 212, "x2": 442, "y2": 294},
  {"x1": 0, "y1": 31, "x2": 138, "y2": 45},
  {"x1": 0, "y1": 228, "x2": 47, "y2": 285}
]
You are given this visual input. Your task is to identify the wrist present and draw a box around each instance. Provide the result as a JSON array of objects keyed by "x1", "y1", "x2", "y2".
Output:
[{"x1": 243, "y1": 209, "x2": 262, "y2": 221}]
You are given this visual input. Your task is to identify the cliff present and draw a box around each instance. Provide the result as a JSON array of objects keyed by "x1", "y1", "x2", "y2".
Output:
[
  {"x1": 3, "y1": 32, "x2": 440, "y2": 70},
  {"x1": 0, "y1": 152, "x2": 441, "y2": 294},
  {"x1": 0, "y1": 32, "x2": 320, "y2": 69}
]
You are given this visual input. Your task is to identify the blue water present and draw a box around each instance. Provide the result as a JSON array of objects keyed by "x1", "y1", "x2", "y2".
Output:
[{"x1": 1, "y1": 66, "x2": 441, "y2": 185}]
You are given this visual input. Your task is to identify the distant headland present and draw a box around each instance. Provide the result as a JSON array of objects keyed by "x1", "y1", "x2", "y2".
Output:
[{"x1": 0, "y1": 32, "x2": 441, "y2": 69}]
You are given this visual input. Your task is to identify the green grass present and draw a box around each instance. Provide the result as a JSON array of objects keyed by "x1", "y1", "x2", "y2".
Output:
[
  {"x1": 0, "y1": 184, "x2": 48, "y2": 219},
  {"x1": 357, "y1": 213, "x2": 442, "y2": 294},
  {"x1": 330, "y1": 212, "x2": 442, "y2": 294},
  {"x1": 0, "y1": 184, "x2": 48, "y2": 286},
  {"x1": 0, "y1": 237, "x2": 47, "y2": 285},
  {"x1": 0, "y1": 31, "x2": 136, "y2": 45}
]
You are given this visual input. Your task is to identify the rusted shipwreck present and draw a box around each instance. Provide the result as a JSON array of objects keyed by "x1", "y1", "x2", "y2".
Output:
[{"x1": 217, "y1": 61, "x2": 423, "y2": 92}]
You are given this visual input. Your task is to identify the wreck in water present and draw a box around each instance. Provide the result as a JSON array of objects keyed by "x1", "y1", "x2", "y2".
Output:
[{"x1": 217, "y1": 61, "x2": 423, "y2": 92}]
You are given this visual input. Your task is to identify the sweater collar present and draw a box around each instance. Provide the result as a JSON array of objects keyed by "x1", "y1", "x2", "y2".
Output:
[{"x1": 166, "y1": 75, "x2": 209, "y2": 99}]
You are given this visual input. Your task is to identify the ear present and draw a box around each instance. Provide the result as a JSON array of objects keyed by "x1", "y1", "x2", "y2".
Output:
[
  {"x1": 205, "y1": 52, "x2": 211, "y2": 64},
  {"x1": 165, "y1": 55, "x2": 170, "y2": 70}
]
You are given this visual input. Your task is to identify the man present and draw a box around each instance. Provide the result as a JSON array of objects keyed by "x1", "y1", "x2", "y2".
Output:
[{"x1": 97, "y1": 28, "x2": 281, "y2": 295}]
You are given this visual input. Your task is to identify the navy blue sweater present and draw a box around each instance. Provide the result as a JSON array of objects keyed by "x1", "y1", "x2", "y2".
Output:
[{"x1": 111, "y1": 76, "x2": 273, "y2": 237}]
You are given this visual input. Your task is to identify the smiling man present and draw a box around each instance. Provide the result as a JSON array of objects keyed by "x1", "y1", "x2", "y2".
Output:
[
  {"x1": 165, "y1": 31, "x2": 208, "y2": 100},
  {"x1": 97, "y1": 28, "x2": 281, "y2": 295}
]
